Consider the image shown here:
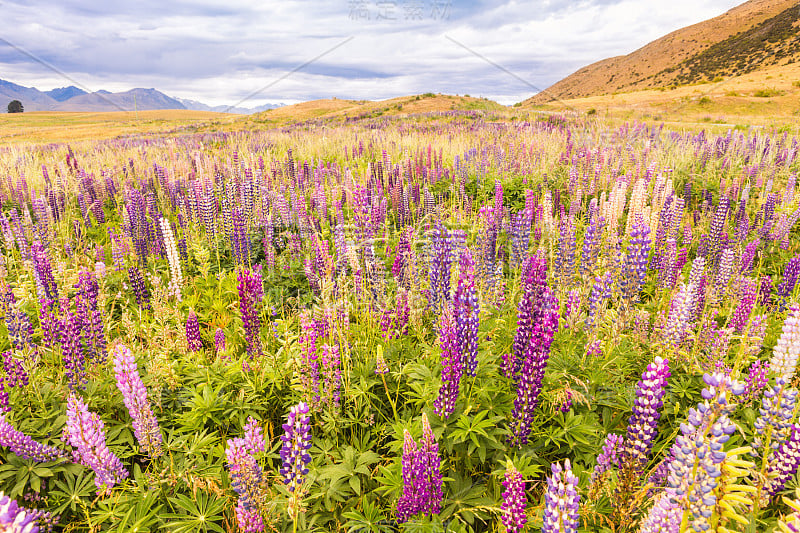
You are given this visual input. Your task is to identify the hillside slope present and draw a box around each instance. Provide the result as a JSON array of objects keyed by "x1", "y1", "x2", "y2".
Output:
[{"x1": 528, "y1": 0, "x2": 799, "y2": 103}]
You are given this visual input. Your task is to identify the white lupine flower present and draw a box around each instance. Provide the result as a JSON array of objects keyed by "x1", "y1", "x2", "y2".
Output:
[{"x1": 770, "y1": 305, "x2": 800, "y2": 378}]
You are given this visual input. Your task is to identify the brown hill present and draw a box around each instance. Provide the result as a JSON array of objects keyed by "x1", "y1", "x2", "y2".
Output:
[{"x1": 527, "y1": 0, "x2": 799, "y2": 104}]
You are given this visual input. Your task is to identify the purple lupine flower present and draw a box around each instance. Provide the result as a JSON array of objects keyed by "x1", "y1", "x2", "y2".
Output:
[
  {"x1": 427, "y1": 221, "x2": 453, "y2": 315},
  {"x1": 752, "y1": 377, "x2": 797, "y2": 458},
  {"x1": 666, "y1": 373, "x2": 744, "y2": 532},
  {"x1": 554, "y1": 217, "x2": 576, "y2": 286},
  {"x1": 542, "y1": 459, "x2": 580, "y2": 533},
  {"x1": 621, "y1": 221, "x2": 651, "y2": 303},
  {"x1": 740, "y1": 239, "x2": 758, "y2": 274},
  {"x1": 434, "y1": 307, "x2": 461, "y2": 418},
  {"x1": 662, "y1": 283, "x2": 694, "y2": 348},
  {"x1": 765, "y1": 423, "x2": 800, "y2": 495},
  {"x1": 375, "y1": 353, "x2": 388, "y2": 375},
  {"x1": 396, "y1": 414, "x2": 442, "y2": 522},
  {"x1": 563, "y1": 289, "x2": 580, "y2": 327},
  {"x1": 579, "y1": 215, "x2": 603, "y2": 278},
  {"x1": 592, "y1": 433, "x2": 623, "y2": 483},
  {"x1": 226, "y1": 437, "x2": 265, "y2": 512},
  {"x1": 235, "y1": 501, "x2": 265, "y2": 533},
  {"x1": 625, "y1": 356, "x2": 670, "y2": 464},
  {"x1": 74, "y1": 271, "x2": 106, "y2": 363},
  {"x1": 238, "y1": 267, "x2": 264, "y2": 357},
  {"x1": 30, "y1": 241, "x2": 57, "y2": 301},
  {"x1": 454, "y1": 250, "x2": 479, "y2": 376},
  {"x1": 512, "y1": 253, "x2": 548, "y2": 370},
  {"x1": 60, "y1": 306, "x2": 86, "y2": 391},
  {"x1": 585, "y1": 274, "x2": 609, "y2": 331},
  {"x1": 243, "y1": 417, "x2": 266, "y2": 454},
  {"x1": 777, "y1": 254, "x2": 800, "y2": 309},
  {"x1": 63, "y1": 394, "x2": 128, "y2": 495},
  {"x1": 37, "y1": 298, "x2": 59, "y2": 348},
  {"x1": 127, "y1": 266, "x2": 151, "y2": 310},
  {"x1": 511, "y1": 209, "x2": 533, "y2": 267},
  {"x1": 112, "y1": 345, "x2": 162, "y2": 458},
  {"x1": 743, "y1": 360, "x2": 769, "y2": 402},
  {"x1": 0, "y1": 492, "x2": 38, "y2": 533},
  {"x1": 509, "y1": 267, "x2": 559, "y2": 446},
  {"x1": 638, "y1": 488, "x2": 680, "y2": 533},
  {"x1": 759, "y1": 275, "x2": 773, "y2": 307},
  {"x1": 279, "y1": 402, "x2": 312, "y2": 493},
  {"x1": 185, "y1": 311, "x2": 202, "y2": 352},
  {"x1": 729, "y1": 277, "x2": 757, "y2": 332},
  {"x1": 320, "y1": 343, "x2": 342, "y2": 410},
  {"x1": 585, "y1": 340, "x2": 603, "y2": 358},
  {"x1": 214, "y1": 328, "x2": 226, "y2": 354},
  {"x1": 0, "y1": 414, "x2": 66, "y2": 462},
  {"x1": 500, "y1": 463, "x2": 527, "y2": 533}
]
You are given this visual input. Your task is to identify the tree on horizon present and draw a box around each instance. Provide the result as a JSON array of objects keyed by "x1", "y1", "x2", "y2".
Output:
[{"x1": 7, "y1": 100, "x2": 23, "y2": 113}]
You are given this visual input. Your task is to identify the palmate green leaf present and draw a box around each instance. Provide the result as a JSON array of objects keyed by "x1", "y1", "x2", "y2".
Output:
[
  {"x1": 93, "y1": 490, "x2": 164, "y2": 533},
  {"x1": 342, "y1": 498, "x2": 394, "y2": 533},
  {"x1": 163, "y1": 491, "x2": 227, "y2": 533},
  {"x1": 441, "y1": 471, "x2": 493, "y2": 526}
]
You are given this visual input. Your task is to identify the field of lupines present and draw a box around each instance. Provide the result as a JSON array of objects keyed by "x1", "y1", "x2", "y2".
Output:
[{"x1": 0, "y1": 112, "x2": 800, "y2": 532}]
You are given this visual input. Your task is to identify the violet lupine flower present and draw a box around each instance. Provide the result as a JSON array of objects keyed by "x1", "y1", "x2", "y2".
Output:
[
  {"x1": 554, "y1": 217, "x2": 576, "y2": 286},
  {"x1": 777, "y1": 255, "x2": 800, "y2": 309},
  {"x1": 592, "y1": 433, "x2": 623, "y2": 483},
  {"x1": 320, "y1": 343, "x2": 342, "y2": 410},
  {"x1": 662, "y1": 283, "x2": 694, "y2": 349},
  {"x1": 375, "y1": 354, "x2": 388, "y2": 375},
  {"x1": 127, "y1": 266, "x2": 151, "y2": 310},
  {"x1": 60, "y1": 307, "x2": 86, "y2": 391},
  {"x1": 759, "y1": 275, "x2": 773, "y2": 308},
  {"x1": 765, "y1": 424, "x2": 800, "y2": 495},
  {"x1": 510, "y1": 209, "x2": 532, "y2": 267},
  {"x1": 752, "y1": 377, "x2": 797, "y2": 459},
  {"x1": 625, "y1": 356, "x2": 670, "y2": 465},
  {"x1": 563, "y1": 289, "x2": 580, "y2": 327},
  {"x1": 235, "y1": 501, "x2": 265, "y2": 533},
  {"x1": 238, "y1": 267, "x2": 264, "y2": 358},
  {"x1": 279, "y1": 402, "x2": 312, "y2": 493},
  {"x1": 74, "y1": 271, "x2": 106, "y2": 363},
  {"x1": 541, "y1": 459, "x2": 580, "y2": 533},
  {"x1": 585, "y1": 340, "x2": 603, "y2": 358},
  {"x1": 0, "y1": 414, "x2": 66, "y2": 462},
  {"x1": 454, "y1": 250, "x2": 479, "y2": 377},
  {"x1": 0, "y1": 492, "x2": 38, "y2": 533},
  {"x1": 226, "y1": 437, "x2": 265, "y2": 512},
  {"x1": 434, "y1": 307, "x2": 461, "y2": 418},
  {"x1": 63, "y1": 394, "x2": 128, "y2": 495},
  {"x1": 621, "y1": 221, "x2": 651, "y2": 303},
  {"x1": 666, "y1": 373, "x2": 744, "y2": 533},
  {"x1": 579, "y1": 215, "x2": 603, "y2": 278},
  {"x1": 427, "y1": 221, "x2": 453, "y2": 315},
  {"x1": 500, "y1": 463, "x2": 526, "y2": 533},
  {"x1": 30, "y1": 241, "x2": 57, "y2": 301},
  {"x1": 112, "y1": 345, "x2": 162, "y2": 458},
  {"x1": 512, "y1": 253, "x2": 548, "y2": 370},
  {"x1": 638, "y1": 488, "x2": 681, "y2": 533},
  {"x1": 729, "y1": 277, "x2": 758, "y2": 332},
  {"x1": 185, "y1": 311, "x2": 202, "y2": 352},
  {"x1": 243, "y1": 417, "x2": 266, "y2": 454},
  {"x1": 396, "y1": 414, "x2": 442, "y2": 522},
  {"x1": 769, "y1": 305, "x2": 800, "y2": 378},
  {"x1": 214, "y1": 328, "x2": 226, "y2": 354},
  {"x1": 744, "y1": 360, "x2": 769, "y2": 402},
  {"x1": 584, "y1": 274, "x2": 609, "y2": 331},
  {"x1": 509, "y1": 257, "x2": 559, "y2": 447}
]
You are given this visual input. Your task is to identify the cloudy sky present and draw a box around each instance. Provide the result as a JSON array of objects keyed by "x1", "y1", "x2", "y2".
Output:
[{"x1": 1, "y1": 0, "x2": 743, "y2": 107}]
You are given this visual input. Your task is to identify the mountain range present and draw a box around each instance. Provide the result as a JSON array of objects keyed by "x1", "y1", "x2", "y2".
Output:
[
  {"x1": 0, "y1": 79, "x2": 283, "y2": 114},
  {"x1": 527, "y1": 0, "x2": 800, "y2": 104}
]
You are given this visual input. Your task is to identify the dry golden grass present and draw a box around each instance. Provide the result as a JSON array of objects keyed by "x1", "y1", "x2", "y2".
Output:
[
  {"x1": 527, "y1": 61, "x2": 800, "y2": 132},
  {"x1": 0, "y1": 109, "x2": 237, "y2": 144},
  {"x1": 528, "y1": 0, "x2": 798, "y2": 103}
]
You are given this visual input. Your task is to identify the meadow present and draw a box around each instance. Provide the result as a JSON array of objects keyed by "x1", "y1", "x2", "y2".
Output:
[{"x1": 0, "y1": 110, "x2": 799, "y2": 533}]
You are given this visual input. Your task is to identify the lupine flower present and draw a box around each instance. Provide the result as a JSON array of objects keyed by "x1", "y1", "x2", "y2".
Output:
[
  {"x1": 621, "y1": 221, "x2": 651, "y2": 303},
  {"x1": 238, "y1": 267, "x2": 264, "y2": 357},
  {"x1": 30, "y1": 241, "x2": 57, "y2": 301},
  {"x1": 729, "y1": 277, "x2": 758, "y2": 332},
  {"x1": 0, "y1": 491, "x2": 38, "y2": 533},
  {"x1": 585, "y1": 340, "x2": 602, "y2": 358},
  {"x1": 0, "y1": 414, "x2": 66, "y2": 462},
  {"x1": 744, "y1": 360, "x2": 769, "y2": 402},
  {"x1": 759, "y1": 275, "x2": 773, "y2": 307},
  {"x1": 765, "y1": 424, "x2": 800, "y2": 496},
  {"x1": 280, "y1": 402, "x2": 312, "y2": 493},
  {"x1": 542, "y1": 459, "x2": 580, "y2": 533},
  {"x1": 454, "y1": 250, "x2": 479, "y2": 376},
  {"x1": 214, "y1": 328, "x2": 226, "y2": 354},
  {"x1": 592, "y1": 433, "x2": 623, "y2": 483},
  {"x1": 625, "y1": 356, "x2": 670, "y2": 464},
  {"x1": 60, "y1": 307, "x2": 86, "y2": 391},
  {"x1": 427, "y1": 221, "x2": 453, "y2": 315},
  {"x1": 226, "y1": 437, "x2": 266, "y2": 532},
  {"x1": 662, "y1": 283, "x2": 694, "y2": 348},
  {"x1": 235, "y1": 501, "x2": 265, "y2": 533},
  {"x1": 375, "y1": 353, "x2": 388, "y2": 375},
  {"x1": 63, "y1": 394, "x2": 128, "y2": 494},
  {"x1": 752, "y1": 377, "x2": 797, "y2": 459},
  {"x1": 777, "y1": 255, "x2": 800, "y2": 309},
  {"x1": 396, "y1": 414, "x2": 442, "y2": 522},
  {"x1": 769, "y1": 305, "x2": 800, "y2": 378},
  {"x1": 185, "y1": 311, "x2": 202, "y2": 352},
  {"x1": 500, "y1": 462, "x2": 526, "y2": 533},
  {"x1": 159, "y1": 217, "x2": 183, "y2": 300},
  {"x1": 666, "y1": 373, "x2": 744, "y2": 532},
  {"x1": 433, "y1": 306, "x2": 461, "y2": 419},
  {"x1": 127, "y1": 266, "x2": 151, "y2": 310},
  {"x1": 638, "y1": 488, "x2": 681, "y2": 533},
  {"x1": 112, "y1": 345, "x2": 162, "y2": 458},
  {"x1": 243, "y1": 417, "x2": 266, "y2": 454}
]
